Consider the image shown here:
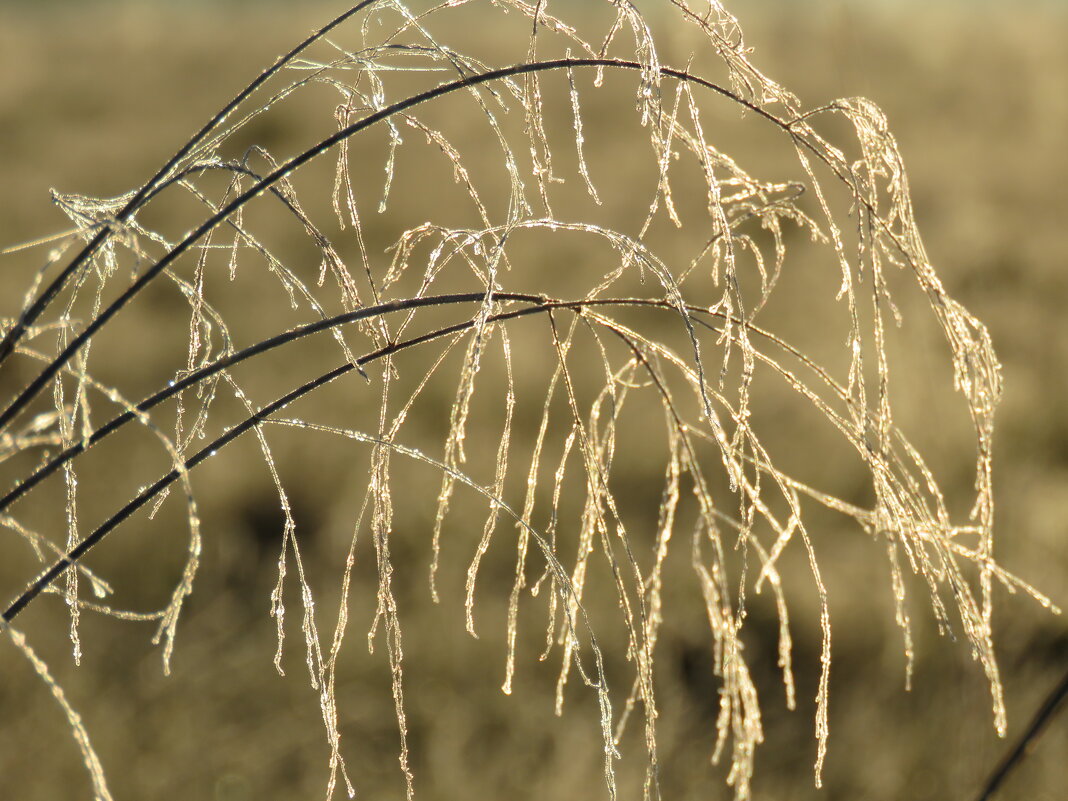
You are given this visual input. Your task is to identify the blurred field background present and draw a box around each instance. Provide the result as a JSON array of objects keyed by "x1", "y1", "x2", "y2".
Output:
[{"x1": 1, "y1": 1, "x2": 1066, "y2": 800}]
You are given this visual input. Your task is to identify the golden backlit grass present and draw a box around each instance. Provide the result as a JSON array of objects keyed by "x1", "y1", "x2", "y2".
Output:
[{"x1": 1, "y1": 2, "x2": 1065, "y2": 800}]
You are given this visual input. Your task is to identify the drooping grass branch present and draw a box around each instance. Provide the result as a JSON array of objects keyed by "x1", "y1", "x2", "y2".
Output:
[
  {"x1": 1, "y1": 294, "x2": 730, "y2": 622},
  {"x1": 2, "y1": 53, "x2": 993, "y2": 480},
  {"x1": 0, "y1": 292, "x2": 543, "y2": 515},
  {"x1": 5, "y1": 289, "x2": 1039, "y2": 642},
  {"x1": 0, "y1": 58, "x2": 755, "y2": 433},
  {"x1": 0, "y1": 0, "x2": 382, "y2": 367},
  {"x1": 1, "y1": 3, "x2": 1050, "y2": 799}
]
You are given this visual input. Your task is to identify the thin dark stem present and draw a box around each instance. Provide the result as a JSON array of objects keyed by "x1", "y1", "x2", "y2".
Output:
[
  {"x1": 0, "y1": 0, "x2": 381, "y2": 367},
  {"x1": 2, "y1": 290, "x2": 829, "y2": 522},
  {"x1": 0, "y1": 295, "x2": 730, "y2": 624},
  {"x1": 2, "y1": 294, "x2": 768, "y2": 519},
  {"x1": 975, "y1": 663, "x2": 1068, "y2": 800},
  {"x1": 0, "y1": 297, "x2": 555, "y2": 623},
  {"x1": 1, "y1": 360, "x2": 350, "y2": 625},
  {"x1": 0, "y1": 58, "x2": 762, "y2": 435},
  {"x1": 0, "y1": 292, "x2": 543, "y2": 514}
]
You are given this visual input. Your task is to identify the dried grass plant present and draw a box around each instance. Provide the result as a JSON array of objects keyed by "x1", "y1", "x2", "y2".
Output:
[{"x1": 0, "y1": 2, "x2": 1056, "y2": 799}]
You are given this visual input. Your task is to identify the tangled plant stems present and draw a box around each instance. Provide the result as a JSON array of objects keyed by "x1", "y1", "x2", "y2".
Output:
[{"x1": 0, "y1": 2, "x2": 1059, "y2": 799}]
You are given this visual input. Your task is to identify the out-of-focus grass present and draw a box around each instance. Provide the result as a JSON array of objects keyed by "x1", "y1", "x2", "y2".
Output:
[{"x1": 0, "y1": 2, "x2": 1065, "y2": 800}]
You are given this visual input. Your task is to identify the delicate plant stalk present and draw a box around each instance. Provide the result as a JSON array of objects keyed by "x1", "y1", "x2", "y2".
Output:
[
  {"x1": 0, "y1": 0, "x2": 382, "y2": 367},
  {"x1": 976, "y1": 664, "x2": 1068, "y2": 801},
  {"x1": 1, "y1": 3, "x2": 1052, "y2": 798}
]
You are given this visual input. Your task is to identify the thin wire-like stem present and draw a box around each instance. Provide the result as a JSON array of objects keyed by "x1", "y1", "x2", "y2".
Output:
[
  {"x1": 0, "y1": 58, "x2": 768, "y2": 434},
  {"x1": 0, "y1": 0, "x2": 382, "y2": 367},
  {"x1": 0, "y1": 293, "x2": 844, "y2": 520},
  {"x1": 1, "y1": 295, "x2": 737, "y2": 624},
  {"x1": 4, "y1": 281, "x2": 983, "y2": 630},
  {"x1": 975, "y1": 664, "x2": 1068, "y2": 800},
  {"x1": 0, "y1": 300, "x2": 546, "y2": 622},
  {"x1": 0, "y1": 292, "x2": 544, "y2": 514}
]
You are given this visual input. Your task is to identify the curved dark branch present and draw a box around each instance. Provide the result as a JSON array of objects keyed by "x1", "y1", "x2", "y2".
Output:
[
  {"x1": 0, "y1": 58, "x2": 769, "y2": 434},
  {"x1": 1, "y1": 289, "x2": 835, "y2": 520},
  {"x1": 975, "y1": 663, "x2": 1068, "y2": 800},
  {"x1": 0, "y1": 297, "x2": 552, "y2": 622},
  {"x1": 0, "y1": 1, "x2": 383, "y2": 368},
  {"x1": 0, "y1": 294, "x2": 734, "y2": 624},
  {"x1": 0, "y1": 291, "x2": 544, "y2": 515}
]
